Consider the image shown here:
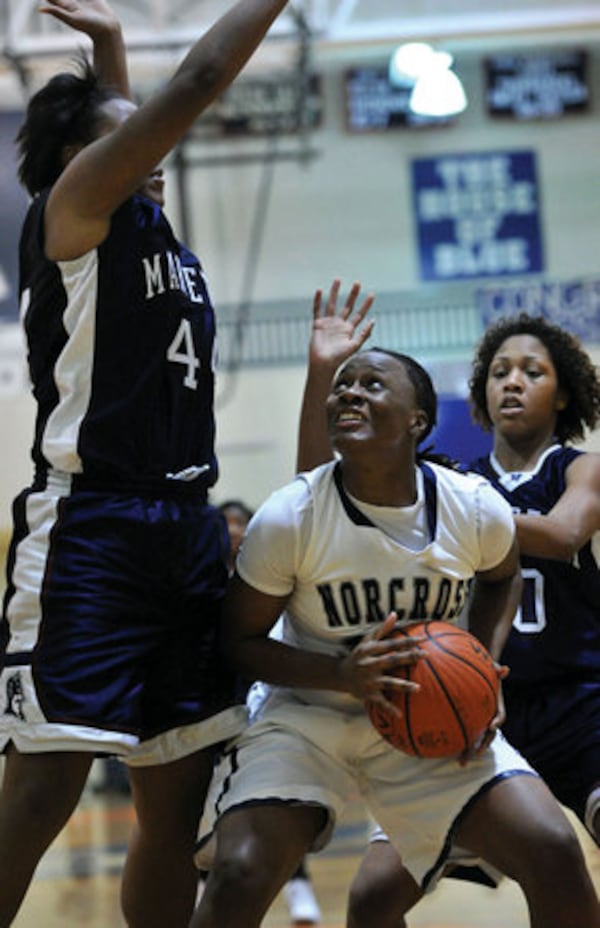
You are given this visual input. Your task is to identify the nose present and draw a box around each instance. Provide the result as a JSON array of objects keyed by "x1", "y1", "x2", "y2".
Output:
[
  {"x1": 504, "y1": 366, "x2": 524, "y2": 390},
  {"x1": 338, "y1": 380, "x2": 363, "y2": 403}
]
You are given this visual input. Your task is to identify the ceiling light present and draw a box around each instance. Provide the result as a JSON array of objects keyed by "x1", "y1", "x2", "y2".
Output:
[
  {"x1": 389, "y1": 42, "x2": 435, "y2": 86},
  {"x1": 409, "y1": 52, "x2": 467, "y2": 117}
]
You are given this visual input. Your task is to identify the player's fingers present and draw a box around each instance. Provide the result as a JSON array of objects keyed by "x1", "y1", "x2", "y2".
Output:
[
  {"x1": 377, "y1": 675, "x2": 420, "y2": 693},
  {"x1": 372, "y1": 647, "x2": 423, "y2": 669},
  {"x1": 352, "y1": 293, "x2": 375, "y2": 326},
  {"x1": 369, "y1": 612, "x2": 399, "y2": 641},
  {"x1": 312, "y1": 288, "x2": 323, "y2": 320},
  {"x1": 495, "y1": 662, "x2": 510, "y2": 680},
  {"x1": 341, "y1": 281, "x2": 361, "y2": 319},
  {"x1": 355, "y1": 319, "x2": 375, "y2": 349},
  {"x1": 475, "y1": 727, "x2": 498, "y2": 755},
  {"x1": 367, "y1": 691, "x2": 403, "y2": 718},
  {"x1": 325, "y1": 278, "x2": 341, "y2": 316},
  {"x1": 362, "y1": 635, "x2": 425, "y2": 657}
]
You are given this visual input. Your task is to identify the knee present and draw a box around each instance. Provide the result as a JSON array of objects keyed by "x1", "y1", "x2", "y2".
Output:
[
  {"x1": 208, "y1": 845, "x2": 275, "y2": 904},
  {"x1": 347, "y1": 864, "x2": 414, "y2": 928},
  {"x1": 513, "y1": 819, "x2": 588, "y2": 888}
]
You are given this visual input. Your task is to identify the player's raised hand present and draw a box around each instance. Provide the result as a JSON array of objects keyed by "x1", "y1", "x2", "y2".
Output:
[
  {"x1": 337, "y1": 612, "x2": 424, "y2": 711},
  {"x1": 309, "y1": 278, "x2": 375, "y2": 372},
  {"x1": 39, "y1": 0, "x2": 120, "y2": 40}
]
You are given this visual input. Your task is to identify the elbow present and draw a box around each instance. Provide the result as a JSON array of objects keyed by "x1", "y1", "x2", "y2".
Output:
[{"x1": 172, "y1": 59, "x2": 226, "y2": 109}]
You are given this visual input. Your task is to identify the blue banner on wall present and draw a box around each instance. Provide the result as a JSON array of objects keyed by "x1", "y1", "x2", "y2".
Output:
[
  {"x1": 476, "y1": 276, "x2": 600, "y2": 342},
  {"x1": 412, "y1": 150, "x2": 544, "y2": 282}
]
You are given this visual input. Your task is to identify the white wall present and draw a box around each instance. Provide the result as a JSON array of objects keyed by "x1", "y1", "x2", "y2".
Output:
[{"x1": 177, "y1": 56, "x2": 600, "y2": 307}]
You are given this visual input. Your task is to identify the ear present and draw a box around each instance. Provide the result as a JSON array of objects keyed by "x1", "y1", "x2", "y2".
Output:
[
  {"x1": 410, "y1": 409, "x2": 429, "y2": 440},
  {"x1": 555, "y1": 388, "x2": 569, "y2": 412}
]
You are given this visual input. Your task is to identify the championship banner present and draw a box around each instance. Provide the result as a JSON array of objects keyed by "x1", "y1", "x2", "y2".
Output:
[{"x1": 412, "y1": 150, "x2": 544, "y2": 282}]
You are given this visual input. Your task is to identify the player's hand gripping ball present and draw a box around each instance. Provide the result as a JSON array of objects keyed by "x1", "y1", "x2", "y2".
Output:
[{"x1": 367, "y1": 621, "x2": 500, "y2": 758}]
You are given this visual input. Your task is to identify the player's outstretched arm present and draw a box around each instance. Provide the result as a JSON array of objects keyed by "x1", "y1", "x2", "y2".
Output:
[
  {"x1": 40, "y1": 0, "x2": 130, "y2": 98},
  {"x1": 296, "y1": 279, "x2": 374, "y2": 473},
  {"x1": 515, "y1": 452, "x2": 600, "y2": 560},
  {"x1": 46, "y1": 0, "x2": 288, "y2": 259}
]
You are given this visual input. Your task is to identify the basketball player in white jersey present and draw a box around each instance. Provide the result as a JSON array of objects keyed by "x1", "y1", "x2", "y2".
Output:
[{"x1": 189, "y1": 284, "x2": 600, "y2": 928}]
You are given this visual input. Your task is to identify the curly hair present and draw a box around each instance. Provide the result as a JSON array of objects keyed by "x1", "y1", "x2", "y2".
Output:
[
  {"x1": 469, "y1": 313, "x2": 600, "y2": 444},
  {"x1": 16, "y1": 53, "x2": 116, "y2": 196}
]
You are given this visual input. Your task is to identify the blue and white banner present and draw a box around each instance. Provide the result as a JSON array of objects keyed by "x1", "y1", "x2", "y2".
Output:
[
  {"x1": 476, "y1": 276, "x2": 600, "y2": 343},
  {"x1": 412, "y1": 150, "x2": 544, "y2": 281}
]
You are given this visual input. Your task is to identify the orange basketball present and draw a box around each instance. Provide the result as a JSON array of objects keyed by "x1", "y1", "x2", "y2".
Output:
[{"x1": 366, "y1": 620, "x2": 499, "y2": 758}]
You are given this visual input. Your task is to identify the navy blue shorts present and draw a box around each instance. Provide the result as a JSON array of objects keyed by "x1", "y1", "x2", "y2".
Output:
[
  {"x1": 503, "y1": 679, "x2": 600, "y2": 825},
  {"x1": 0, "y1": 479, "x2": 246, "y2": 762}
]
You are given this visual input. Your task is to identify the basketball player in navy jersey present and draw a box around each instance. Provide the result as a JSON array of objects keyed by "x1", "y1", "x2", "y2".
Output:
[
  {"x1": 341, "y1": 312, "x2": 600, "y2": 928},
  {"x1": 188, "y1": 284, "x2": 599, "y2": 928},
  {"x1": 0, "y1": 1, "x2": 288, "y2": 926}
]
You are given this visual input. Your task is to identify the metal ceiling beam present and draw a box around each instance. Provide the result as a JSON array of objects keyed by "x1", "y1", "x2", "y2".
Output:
[{"x1": 5, "y1": 1, "x2": 600, "y2": 55}]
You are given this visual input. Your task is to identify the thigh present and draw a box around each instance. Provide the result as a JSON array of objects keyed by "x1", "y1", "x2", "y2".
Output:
[
  {"x1": 197, "y1": 712, "x2": 358, "y2": 869},
  {"x1": 455, "y1": 773, "x2": 580, "y2": 879},
  {"x1": 129, "y1": 748, "x2": 215, "y2": 841},
  {"x1": 364, "y1": 729, "x2": 535, "y2": 889},
  {"x1": 0, "y1": 747, "x2": 92, "y2": 841}
]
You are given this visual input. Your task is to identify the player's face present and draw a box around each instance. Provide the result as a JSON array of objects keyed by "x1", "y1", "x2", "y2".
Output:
[
  {"x1": 96, "y1": 97, "x2": 165, "y2": 207},
  {"x1": 223, "y1": 506, "x2": 250, "y2": 561},
  {"x1": 326, "y1": 351, "x2": 425, "y2": 456},
  {"x1": 485, "y1": 334, "x2": 567, "y2": 440}
]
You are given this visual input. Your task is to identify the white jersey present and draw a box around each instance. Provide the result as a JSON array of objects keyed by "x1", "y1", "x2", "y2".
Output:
[{"x1": 238, "y1": 459, "x2": 515, "y2": 713}]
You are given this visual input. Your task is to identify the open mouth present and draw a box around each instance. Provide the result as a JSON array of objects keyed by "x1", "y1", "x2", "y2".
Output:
[
  {"x1": 499, "y1": 402, "x2": 524, "y2": 415},
  {"x1": 336, "y1": 411, "x2": 365, "y2": 425}
]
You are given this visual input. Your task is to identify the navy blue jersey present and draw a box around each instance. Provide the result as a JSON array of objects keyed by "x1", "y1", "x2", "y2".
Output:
[
  {"x1": 470, "y1": 445, "x2": 600, "y2": 683},
  {"x1": 19, "y1": 189, "x2": 218, "y2": 489}
]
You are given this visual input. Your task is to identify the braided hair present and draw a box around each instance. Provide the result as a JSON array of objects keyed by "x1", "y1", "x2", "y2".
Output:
[
  {"x1": 16, "y1": 53, "x2": 116, "y2": 196},
  {"x1": 469, "y1": 313, "x2": 600, "y2": 444}
]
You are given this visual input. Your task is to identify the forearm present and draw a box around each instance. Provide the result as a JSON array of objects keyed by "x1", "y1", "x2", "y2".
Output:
[
  {"x1": 93, "y1": 20, "x2": 130, "y2": 98},
  {"x1": 47, "y1": 0, "x2": 288, "y2": 254},
  {"x1": 466, "y1": 571, "x2": 522, "y2": 660},
  {"x1": 515, "y1": 512, "x2": 584, "y2": 561},
  {"x1": 172, "y1": 0, "x2": 287, "y2": 106},
  {"x1": 296, "y1": 365, "x2": 335, "y2": 472},
  {"x1": 229, "y1": 636, "x2": 346, "y2": 692}
]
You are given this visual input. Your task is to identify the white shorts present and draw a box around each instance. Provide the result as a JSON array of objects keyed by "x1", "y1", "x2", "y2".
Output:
[
  {"x1": 196, "y1": 694, "x2": 536, "y2": 887},
  {"x1": 369, "y1": 825, "x2": 503, "y2": 890}
]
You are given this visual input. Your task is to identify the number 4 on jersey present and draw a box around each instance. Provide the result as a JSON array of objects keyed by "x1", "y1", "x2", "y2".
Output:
[{"x1": 167, "y1": 318, "x2": 200, "y2": 389}]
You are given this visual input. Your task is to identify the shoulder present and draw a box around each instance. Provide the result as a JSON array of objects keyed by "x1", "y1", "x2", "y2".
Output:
[
  {"x1": 427, "y1": 460, "x2": 494, "y2": 496},
  {"x1": 252, "y1": 468, "x2": 324, "y2": 526},
  {"x1": 428, "y1": 462, "x2": 513, "y2": 525},
  {"x1": 565, "y1": 448, "x2": 600, "y2": 486}
]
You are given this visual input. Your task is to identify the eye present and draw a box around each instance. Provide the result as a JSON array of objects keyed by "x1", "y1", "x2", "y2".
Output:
[
  {"x1": 365, "y1": 376, "x2": 383, "y2": 390},
  {"x1": 332, "y1": 378, "x2": 349, "y2": 393},
  {"x1": 490, "y1": 365, "x2": 507, "y2": 380}
]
